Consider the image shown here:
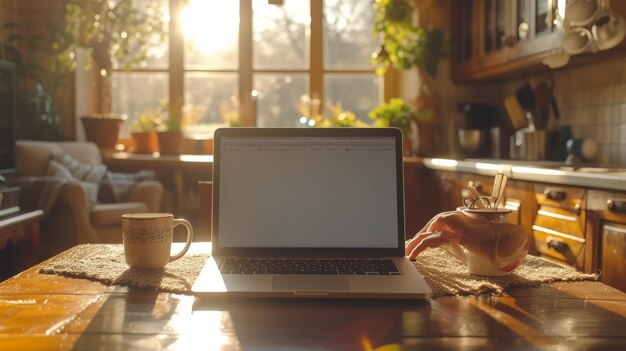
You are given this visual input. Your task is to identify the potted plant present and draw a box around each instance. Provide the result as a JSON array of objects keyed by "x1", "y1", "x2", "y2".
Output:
[
  {"x1": 46, "y1": 1, "x2": 166, "y2": 149},
  {"x1": 80, "y1": 114, "x2": 126, "y2": 150},
  {"x1": 370, "y1": 0, "x2": 446, "y2": 156},
  {"x1": 156, "y1": 118, "x2": 183, "y2": 155},
  {"x1": 369, "y1": 98, "x2": 419, "y2": 155},
  {"x1": 371, "y1": 0, "x2": 445, "y2": 78},
  {"x1": 130, "y1": 112, "x2": 159, "y2": 154}
]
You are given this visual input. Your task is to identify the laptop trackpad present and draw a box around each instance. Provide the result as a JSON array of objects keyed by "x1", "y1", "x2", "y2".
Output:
[{"x1": 273, "y1": 276, "x2": 349, "y2": 291}]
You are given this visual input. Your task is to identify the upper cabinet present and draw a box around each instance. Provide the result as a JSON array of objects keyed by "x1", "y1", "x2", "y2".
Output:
[{"x1": 452, "y1": 0, "x2": 563, "y2": 81}]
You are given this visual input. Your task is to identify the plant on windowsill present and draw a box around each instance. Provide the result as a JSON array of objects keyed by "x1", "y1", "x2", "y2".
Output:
[
  {"x1": 370, "y1": 0, "x2": 446, "y2": 157},
  {"x1": 369, "y1": 98, "x2": 432, "y2": 156},
  {"x1": 156, "y1": 118, "x2": 184, "y2": 156},
  {"x1": 49, "y1": 0, "x2": 166, "y2": 113},
  {"x1": 316, "y1": 102, "x2": 369, "y2": 128},
  {"x1": 130, "y1": 112, "x2": 160, "y2": 154}
]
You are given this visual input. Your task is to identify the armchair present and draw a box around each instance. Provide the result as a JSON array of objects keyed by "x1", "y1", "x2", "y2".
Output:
[{"x1": 15, "y1": 141, "x2": 163, "y2": 257}]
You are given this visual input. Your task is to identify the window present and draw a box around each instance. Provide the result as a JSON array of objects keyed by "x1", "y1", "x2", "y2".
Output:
[{"x1": 111, "y1": 0, "x2": 388, "y2": 137}]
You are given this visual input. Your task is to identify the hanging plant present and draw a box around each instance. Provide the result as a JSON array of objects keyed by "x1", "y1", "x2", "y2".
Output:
[
  {"x1": 49, "y1": 0, "x2": 167, "y2": 73},
  {"x1": 371, "y1": 0, "x2": 446, "y2": 77}
]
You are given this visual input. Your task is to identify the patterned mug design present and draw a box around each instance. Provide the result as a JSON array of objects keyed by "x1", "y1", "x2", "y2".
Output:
[
  {"x1": 122, "y1": 224, "x2": 171, "y2": 244},
  {"x1": 121, "y1": 213, "x2": 193, "y2": 268}
]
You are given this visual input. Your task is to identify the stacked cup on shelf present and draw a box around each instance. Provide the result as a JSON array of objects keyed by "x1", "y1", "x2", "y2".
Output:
[{"x1": 562, "y1": 0, "x2": 625, "y2": 55}]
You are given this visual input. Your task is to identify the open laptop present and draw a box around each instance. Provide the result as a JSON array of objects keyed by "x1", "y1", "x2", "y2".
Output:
[{"x1": 192, "y1": 127, "x2": 431, "y2": 299}]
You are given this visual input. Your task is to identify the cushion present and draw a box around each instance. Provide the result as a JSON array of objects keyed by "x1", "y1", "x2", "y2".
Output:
[
  {"x1": 90, "y1": 202, "x2": 147, "y2": 227},
  {"x1": 15, "y1": 141, "x2": 63, "y2": 176},
  {"x1": 58, "y1": 142, "x2": 102, "y2": 165},
  {"x1": 99, "y1": 170, "x2": 157, "y2": 203},
  {"x1": 51, "y1": 149, "x2": 108, "y2": 184},
  {"x1": 46, "y1": 161, "x2": 99, "y2": 204}
]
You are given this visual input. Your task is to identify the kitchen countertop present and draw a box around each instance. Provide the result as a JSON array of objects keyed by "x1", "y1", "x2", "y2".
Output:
[{"x1": 422, "y1": 158, "x2": 626, "y2": 192}]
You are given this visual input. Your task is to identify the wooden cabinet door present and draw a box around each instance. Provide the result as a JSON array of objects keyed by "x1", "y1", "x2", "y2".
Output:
[
  {"x1": 452, "y1": 0, "x2": 563, "y2": 81},
  {"x1": 479, "y1": 0, "x2": 512, "y2": 67},
  {"x1": 452, "y1": 0, "x2": 482, "y2": 78},
  {"x1": 589, "y1": 190, "x2": 626, "y2": 291},
  {"x1": 601, "y1": 223, "x2": 626, "y2": 292},
  {"x1": 509, "y1": 0, "x2": 562, "y2": 59}
]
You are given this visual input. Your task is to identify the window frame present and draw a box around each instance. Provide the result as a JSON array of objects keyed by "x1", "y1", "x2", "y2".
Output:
[{"x1": 109, "y1": 0, "x2": 397, "y2": 129}]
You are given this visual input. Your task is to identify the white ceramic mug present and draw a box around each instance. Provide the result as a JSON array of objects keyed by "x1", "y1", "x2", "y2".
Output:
[
  {"x1": 565, "y1": 0, "x2": 600, "y2": 27},
  {"x1": 122, "y1": 213, "x2": 193, "y2": 268},
  {"x1": 448, "y1": 244, "x2": 508, "y2": 276},
  {"x1": 562, "y1": 27, "x2": 594, "y2": 54}
]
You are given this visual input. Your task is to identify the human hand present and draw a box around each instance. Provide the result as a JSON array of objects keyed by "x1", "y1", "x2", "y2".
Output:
[{"x1": 405, "y1": 210, "x2": 527, "y2": 271}]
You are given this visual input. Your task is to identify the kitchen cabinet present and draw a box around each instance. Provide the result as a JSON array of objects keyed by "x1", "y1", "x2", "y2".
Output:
[
  {"x1": 532, "y1": 184, "x2": 588, "y2": 270},
  {"x1": 424, "y1": 159, "x2": 626, "y2": 288},
  {"x1": 588, "y1": 190, "x2": 626, "y2": 292},
  {"x1": 452, "y1": 0, "x2": 562, "y2": 81}
]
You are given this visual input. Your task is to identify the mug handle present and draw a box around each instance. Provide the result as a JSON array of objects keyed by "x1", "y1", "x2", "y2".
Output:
[{"x1": 169, "y1": 219, "x2": 194, "y2": 262}]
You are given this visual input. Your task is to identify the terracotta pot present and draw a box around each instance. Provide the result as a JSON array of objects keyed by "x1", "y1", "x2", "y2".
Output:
[
  {"x1": 157, "y1": 131, "x2": 183, "y2": 155},
  {"x1": 131, "y1": 131, "x2": 158, "y2": 154},
  {"x1": 81, "y1": 115, "x2": 125, "y2": 150}
]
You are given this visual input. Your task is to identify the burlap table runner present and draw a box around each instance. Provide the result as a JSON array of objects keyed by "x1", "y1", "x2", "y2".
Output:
[{"x1": 39, "y1": 245, "x2": 597, "y2": 297}]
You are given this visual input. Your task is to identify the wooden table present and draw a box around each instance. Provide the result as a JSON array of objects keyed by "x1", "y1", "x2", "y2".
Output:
[
  {"x1": 1, "y1": 244, "x2": 625, "y2": 350},
  {"x1": 101, "y1": 152, "x2": 213, "y2": 222},
  {"x1": 101, "y1": 152, "x2": 213, "y2": 175}
]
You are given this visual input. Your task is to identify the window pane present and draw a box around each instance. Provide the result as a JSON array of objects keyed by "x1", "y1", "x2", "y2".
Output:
[
  {"x1": 184, "y1": 73, "x2": 238, "y2": 129},
  {"x1": 325, "y1": 74, "x2": 380, "y2": 123},
  {"x1": 324, "y1": 0, "x2": 377, "y2": 69},
  {"x1": 255, "y1": 74, "x2": 307, "y2": 127},
  {"x1": 112, "y1": 72, "x2": 168, "y2": 136},
  {"x1": 112, "y1": 0, "x2": 169, "y2": 69},
  {"x1": 183, "y1": 0, "x2": 239, "y2": 69},
  {"x1": 253, "y1": 0, "x2": 309, "y2": 69}
]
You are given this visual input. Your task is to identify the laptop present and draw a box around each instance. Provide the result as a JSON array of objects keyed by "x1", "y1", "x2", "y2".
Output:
[{"x1": 192, "y1": 127, "x2": 431, "y2": 299}]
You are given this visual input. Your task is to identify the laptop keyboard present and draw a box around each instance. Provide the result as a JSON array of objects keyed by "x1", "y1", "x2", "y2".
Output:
[{"x1": 219, "y1": 258, "x2": 401, "y2": 275}]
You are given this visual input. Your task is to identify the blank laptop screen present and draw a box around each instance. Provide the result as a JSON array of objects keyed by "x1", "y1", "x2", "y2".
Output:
[{"x1": 217, "y1": 136, "x2": 399, "y2": 248}]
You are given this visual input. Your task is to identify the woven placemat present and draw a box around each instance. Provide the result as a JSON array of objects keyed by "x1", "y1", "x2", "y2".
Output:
[
  {"x1": 39, "y1": 245, "x2": 209, "y2": 294},
  {"x1": 39, "y1": 245, "x2": 597, "y2": 297},
  {"x1": 413, "y1": 248, "x2": 597, "y2": 297}
]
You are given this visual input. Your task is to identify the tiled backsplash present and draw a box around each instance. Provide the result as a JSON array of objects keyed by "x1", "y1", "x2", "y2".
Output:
[{"x1": 499, "y1": 57, "x2": 626, "y2": 165}]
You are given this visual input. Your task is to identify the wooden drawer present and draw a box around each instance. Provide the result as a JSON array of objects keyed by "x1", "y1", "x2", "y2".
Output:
[
  {"x1": 534, "y1": 205, "x2": 586, "y2": 239},
  {"x1": 588, "y1": 190, "x2": 626, "y2": 223},
  {"x1": 532, "y1": 226, "x2": 586, "y2": 269},
  {"x1": 535, "y1": 184, "x2": 586, "y2": 211}
]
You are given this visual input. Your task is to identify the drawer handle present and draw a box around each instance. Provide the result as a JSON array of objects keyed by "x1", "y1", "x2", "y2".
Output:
[
  {"x1": 547, "y1": 238, "x2": 569, "y2": 254},
  {"x1": 544, "y1": 189, "x2": 567, "y2": 201},
  {"x1": 607, "y1": 199, "x2": 626, "y2": 214}
]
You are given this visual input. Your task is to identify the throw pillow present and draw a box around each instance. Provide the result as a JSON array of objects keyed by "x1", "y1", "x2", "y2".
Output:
[
  {"x1": 51, "y1": 149, "x2": 108, "y2": 184},
  {"x1": 46, "y1": 160, "x2": 99, "y2": 204},
  {"x1": 98, "y1": 170, "x2": 157, "y2": 203}
]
